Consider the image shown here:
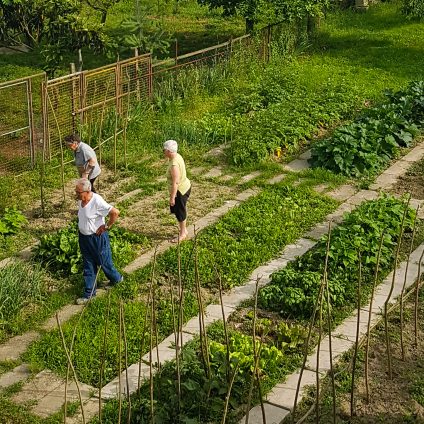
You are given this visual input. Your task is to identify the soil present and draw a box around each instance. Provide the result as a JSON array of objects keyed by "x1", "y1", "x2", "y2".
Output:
[
  {"x1": 391, "y1": 156, "x2": 424, "y2": 200},
  {"x1": 298, "y1": 290, "x2": 424, "y2": 424}
]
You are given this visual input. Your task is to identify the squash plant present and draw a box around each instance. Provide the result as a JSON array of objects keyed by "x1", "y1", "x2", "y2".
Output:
[{"x1": 311, "y1": 81, "x2": 424, "y2": 177}]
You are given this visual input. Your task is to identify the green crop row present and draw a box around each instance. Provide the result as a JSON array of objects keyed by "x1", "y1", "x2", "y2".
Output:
[
  {"x1": 93, "y1": 321, "x2": 307, "y2": 423},
  {"x1": 24, "y1": 185, "x2": 337, "y2": 387},
  {"x1": 259, "y1": 195, "x2": 415, "y2": 318},
  {"x1": 32, "y1": 221, "x2": 150, "y2": 275},
  {"x1": 310, "y1": 81, "x2": 424, "y2": 177}
]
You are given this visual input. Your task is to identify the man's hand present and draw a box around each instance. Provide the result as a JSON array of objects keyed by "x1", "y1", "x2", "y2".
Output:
[
  {"x1": 170, "y1": 197, "x2": 175, "y2": 207},
  {"x1": 96, "y1": 224, "x2": 107, "y2": 236}
]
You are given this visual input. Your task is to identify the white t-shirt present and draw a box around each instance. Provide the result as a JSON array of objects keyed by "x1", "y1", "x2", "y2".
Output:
[{"x1": 78, "y1": 193, "x2": 112, "y2": 235}]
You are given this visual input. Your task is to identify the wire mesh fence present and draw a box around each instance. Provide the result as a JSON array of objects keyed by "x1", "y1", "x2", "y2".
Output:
[
  {"x1": 0, "y1": 73, "x2": 46, "y2": 174},
  {"x1": 0, "y1": 24, "x2": 278, "y2": 178}
]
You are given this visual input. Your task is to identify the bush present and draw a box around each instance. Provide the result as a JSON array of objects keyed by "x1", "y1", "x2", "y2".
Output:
[{"x1": 402, "y1": 0, "x2": 424, "y2": 19}]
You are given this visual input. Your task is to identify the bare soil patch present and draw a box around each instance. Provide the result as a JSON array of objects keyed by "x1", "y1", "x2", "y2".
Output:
[{"x1": 391, "y1": 157, "x2": 424, "y2": 200}]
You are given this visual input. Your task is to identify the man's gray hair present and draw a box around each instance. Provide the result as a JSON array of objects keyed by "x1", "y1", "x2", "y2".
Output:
[{"x1": 76, "y1": 178, "x2": 91, "y2": 192}]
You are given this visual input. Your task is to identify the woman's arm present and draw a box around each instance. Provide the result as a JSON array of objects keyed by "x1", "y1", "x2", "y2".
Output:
[{"x1": 169, "y1": 165, "x2": 180, "y2": 206}]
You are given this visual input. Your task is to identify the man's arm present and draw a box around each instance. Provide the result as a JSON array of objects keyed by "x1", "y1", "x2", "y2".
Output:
[{"x1": 96, "y1": 207, "x2": 119, "y2": 235}]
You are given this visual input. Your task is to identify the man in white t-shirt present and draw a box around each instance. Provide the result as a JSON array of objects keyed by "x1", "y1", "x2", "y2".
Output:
[{"x1": 75, "y1": 178, "x2": 122, "y2": 304}]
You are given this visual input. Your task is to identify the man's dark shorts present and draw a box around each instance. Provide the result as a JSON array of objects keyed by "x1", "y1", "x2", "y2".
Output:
[{"x1": 170, "y1": 187, "x2": 191, "y2": 222}]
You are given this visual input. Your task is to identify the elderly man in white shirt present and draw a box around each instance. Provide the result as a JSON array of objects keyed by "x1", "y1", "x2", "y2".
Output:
[{"x1": 75, "y1": 178, "x2": 122, "y2": 304}]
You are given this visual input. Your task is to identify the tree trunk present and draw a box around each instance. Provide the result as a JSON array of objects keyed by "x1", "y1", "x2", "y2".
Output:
[
  {"x1": 245, "y1": 18, "x2": 254, "y2": 34},
  {"x1": 101, "y1": 10, "x2": 107, "y2": 24}
]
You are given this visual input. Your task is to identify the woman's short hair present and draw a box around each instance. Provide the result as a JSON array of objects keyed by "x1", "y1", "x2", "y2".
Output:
[
  {"x1": 76, "y1": 178, "x2": 91, "y2": 192},
  {"x1": 65, "y1": 134, "x2": 81, "y2": 145},
  {"x1": 163, "y1": 139, "x2": 178, "y2": 153}
]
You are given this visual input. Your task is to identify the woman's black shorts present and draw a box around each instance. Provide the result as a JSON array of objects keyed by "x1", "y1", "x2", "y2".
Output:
[{"x1": 170, "y1": 187, "x2": 191, "y2": 222}]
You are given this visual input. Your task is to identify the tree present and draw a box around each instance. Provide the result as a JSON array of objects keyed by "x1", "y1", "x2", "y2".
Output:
[
  {"x1": 402, "y1": 0, "x2": 424, "y2": 19},
  {"x1": 119, "y1": 3, "x2": 170, "y2": 58},
  {"x1": 0, "y1": 0, "x2": 110, "y2": 74},
  {"x1": 197, "y1": 0, "x2": 272, "y2": 33},
  {"x1": 83, "y1": 0, "x2": 121, "y2": 24}
]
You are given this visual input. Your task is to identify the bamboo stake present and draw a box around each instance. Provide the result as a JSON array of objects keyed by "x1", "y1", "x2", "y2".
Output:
[
  {"x1": 245, "y1": 278, "x2": 263, "y2": 424},
  {"x1": 99, "y1": 291, "x2": 112, "y2": 423},
  {"x1": 323, "y1": 223, "x2": 336, "y2": 423},
  {"x1": 218, "y1": 274, "x2": 230, "y2": 385},
  {"x1": 148, "y1": 248, "x2": 159, "y2": 423},
  {"x1": 400, "y1": 206, "x2": 419, "y2": 360},
  {"x1": 121, "y1": 301, "x2": 132, "y2": 423},
  {"x1": 56, "y1": 313, "x2": 86, "y2": 424},
  {"x1": 194, "y1": 227, "x2": 211, "y2": 377},
  {"x1": 221, "y1": 363, "x2": 240, "y2": 424},
  {"x1": 384, "y1": 197, "x2": 410, "y2": 379},
  {"x1": 350, "y1": 252, "x2": 362, "y2": 417},
  {"x1": 414, "y1": 249, "x2": 424, "y2": 347},
  {"x1": 176, "y1": 241, "x2": 183, "y2": 413},
  {"x1": 63, "y1": 269, "x2": 99, "y2": 423},
  {"x1": 118, "y1": 300, "x2": 123, "y2": 424},
  {"x1": 291, "y1": 276, "x2": 326, "y2": 423},
  {"x1": 365, "y1": 231, "x2": 385, "y2": 403},
  {"x1": 315, "y1": 272, "x2": 324, "y2": 424}
]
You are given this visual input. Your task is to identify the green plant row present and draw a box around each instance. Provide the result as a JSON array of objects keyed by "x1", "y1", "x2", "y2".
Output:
[
  {"x1": 227, "y1": 69, "x2": 359, "y2": 166},
  {"x1": 25, "y1": 185, "x2": 337, "y2": 387},
  {"x1": 258, "y1": 195, "x2": 415, "y2": 317},
  {"x1": 32, "y1": 221, "x2": 150, "y2": 275},
  {"x1": 310, "y1": 81, "x2": 424, "y2": 177},
  {"x1": 0, "y1": 206, "x2": 27, "y2": 236},
  {"x1": 94, "y1": 321, "x2": 306, "y2": 424},
  {"x1": 0, "y1": 261, "x2": 74, "y2": 343}
]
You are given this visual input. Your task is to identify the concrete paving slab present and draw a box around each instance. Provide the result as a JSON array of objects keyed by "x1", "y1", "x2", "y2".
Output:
[
  {"x1": 203, "y1": 167, "x2": 223, "y2": 178},
  {"x1": 241, "y1": 403, "x2": 290, "y2": 424},
  {"x1": 313, "y1": 184, "x2": 329, "y2": 194},
  {"x1": 190, "y1": 166, "x2": 206, "y2": 176},
  {"x1": 219, "y1": 174, "x2": 234, "y2": 182},
  {"x1": 42, "y1": 304, "x2": 84, "y2": 330},
  {"x1": 369, "y1": 173, "x2": 397, "y2": 190},
  {"x1": 326, "y1": 184, "x2": 357, "y2": 202},
  {"x1": 12, "y1": 369, "x2": 63, "y2": 406},
  {"x1": 101, "y1": 362, "x2": 151, "y2": 399},
  {"x1": 66, "y1": 398, "x2": 102, "y2": 424},
  {"x1": 326, "y1": 202, "x2": 355, "y2": 223},
  {"x1": 238, "y1": 171, "x2": 262, "y2": 184},
  {"x1": 283, "y1": 159, "x2": 310, "y2": 172},
  {"x1": 265, "y1": 370, "x2": 316, "y2": 411},
  {"x1": 268, "y1": 174, "x2": 287, "y2": 184},
  {"x1": 304, "y1": 222, "x2": 330, "y2": 240},
  {"x1": 401, "y1": 144, "x2": 424, "y2": 162},
  {"x1": 0, "y1": 364, "x2": 31, "y2": 390},
  {"x1": 281, "y1": 239, "x2": 316, "y2": 261},
  {"x1": 383, "y1": 159, "x2": 412, "y2": 176},
  {"x1": 346, "y1": 190, "x2": 379, "y2": 206},
  {"x1": 235, "y1": 188, "x2": 259, "y2": 201},
  {"x1": 116, "y1": 188, "x2": 143, "y2": 203},
  {"x1": 32, "y1": 379, "x2": 95, "y2": 418},
  {"x1": 0, "y1": 331, "x2": 40, "y2": 362},
  {"x1": 299, "y1": 150, "x2": 312, "y2": 160}
]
